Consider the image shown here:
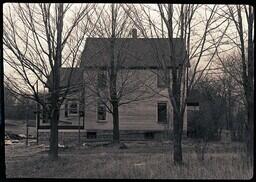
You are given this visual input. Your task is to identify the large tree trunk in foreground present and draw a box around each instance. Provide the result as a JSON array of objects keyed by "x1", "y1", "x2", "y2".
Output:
[
  {"x1": 49, "y1": 109, "x2": 59, "y2": 160},
  {"x1": 173, "y1": 113, "x2": 183, "y2": 163},
  {"x1": 172, "y1": 90, "x2": 183, "y2": 164},
  {"x1": 246, "y1": 5, "x2": 254, "y2": 164},
  {"x1": 110, "y1": 5, "x2": 120, "y2": 144},
  {"x1": 112, "y1": 101, "x2": 120, "y2": 144},
  {"x1": 246, "y1": 100, "x2": 254, "y2": 164},
  {"x1": 0, "y1": 55, "x2": 6, "y2": 180},
  {"x1": 49, "y1": 3, "x2": 63, "y2": 160}
]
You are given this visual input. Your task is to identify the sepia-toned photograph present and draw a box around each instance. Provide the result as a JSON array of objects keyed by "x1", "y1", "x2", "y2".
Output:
[{"x1": 1, "y1": 3, "x2": 254, "y2": 180}]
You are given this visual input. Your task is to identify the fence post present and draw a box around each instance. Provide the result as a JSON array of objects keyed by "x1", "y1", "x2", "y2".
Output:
[
  {"x1": 36, "y1": 80, "x2": 39, "y2": 145},
  {"x1": 26, "y1": 102, "x2": 29, "y2": 146}
]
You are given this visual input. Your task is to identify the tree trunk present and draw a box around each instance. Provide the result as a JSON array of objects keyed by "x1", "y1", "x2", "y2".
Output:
[
  {"x1": 247, "y1": 100, "x2": 254, "y2": 164},
  {"x1": 246, "y1": 5, "x2": 254, "y2": 165},
  {"x1": 166, "y1": 4, "x2": 183, "y2": 164},
  {"x1": 49, "y1": 3, "x2": 63, "y2": 161},
  {"x1": 0, "y1": 56, "x2": 6, "y2": 180},
  {"x1": 171, "y1": 69, "x2": 183, "y2": 164},
  {"x1": 49, "y1": 109, "x2": 59, "y2": 160},
  {"x1": 110, "y1": 5, "x2": 120, "y2": 144},
  {"x1": 112, "y1": 101, "x2": 120, "y2": 144},
  {"x1": 173, "y1": 112, "x2": 183, "y2": 163}
]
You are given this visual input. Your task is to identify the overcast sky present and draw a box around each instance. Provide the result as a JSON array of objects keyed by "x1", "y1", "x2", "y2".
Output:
[{"x1": 3, "y1": 3, "x2": 251, "y2": 93}]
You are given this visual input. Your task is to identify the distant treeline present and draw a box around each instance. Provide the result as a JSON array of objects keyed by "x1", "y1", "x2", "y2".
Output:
[
  {"x1": 4, "y1": 87, "x2": 36, "y2": 120},
  {"x1": 5, "y1": 104, "x2": 36, "y2": 120},
  {"x1": 188, "y1": 78, "x2": 246, "y2": 142}
]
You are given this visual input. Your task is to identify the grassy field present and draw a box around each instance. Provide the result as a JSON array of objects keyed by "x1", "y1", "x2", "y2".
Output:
[{"x1": 5, "y1": 140, "x2": 253, "y2": 179}]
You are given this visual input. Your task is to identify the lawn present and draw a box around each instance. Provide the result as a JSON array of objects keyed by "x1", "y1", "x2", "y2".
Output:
[{"x1": 5, "y1": 140, "x2": 253, "y2": 179}]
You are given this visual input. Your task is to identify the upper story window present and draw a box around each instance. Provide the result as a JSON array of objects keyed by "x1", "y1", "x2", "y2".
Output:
[
  {"x1": 157, "y1": 102, "x2": 167, "y2": 123},
  {"x1": 157, "y1": 70, "x2": 169, "y2": 88},
  {"x1": 97, "y1": 101, "x2": 106, "y2": 121},
  {"x1": 97, "y1": 71, "x2": 107, "y2": 89},
  {"x1": 69, "y1": 101, "x2": 78, "y2": 114},
  {"x1": 65, "y1": 100, "x2": 79, "y2": 117}
]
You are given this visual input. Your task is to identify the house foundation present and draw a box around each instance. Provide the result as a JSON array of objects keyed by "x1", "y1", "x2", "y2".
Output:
[{"x1": 38, "y1": 130, "x2": 190, "y2": 145}]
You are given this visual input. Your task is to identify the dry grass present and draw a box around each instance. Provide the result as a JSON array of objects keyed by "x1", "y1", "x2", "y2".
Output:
[{"x1": 5, "y1": 141, "x2": 253, "y2": 179}]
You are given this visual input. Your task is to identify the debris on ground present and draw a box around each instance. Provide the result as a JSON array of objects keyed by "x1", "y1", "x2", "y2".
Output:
[
  {"x1": 5, "y1": 140, "x2": 13, "y2": 145},
  {"x1": 82, "y1": 141, "x2": 112, "y2": 148},
  {"x1": 28, "y1": 134, "x2": 36, "y2": 139},
  {"x1": 29, "y1": 140, "x2": 37, "y2": 144},
  {"x1": 11, "y1": 140, "x2": 20, "y2": 143},
  {"x1": 119, "y1": 143, "x2": 128, "y2": 149},
  {"x1": 134, "y1": 162, "x2": 146, "y2": 167},
  {"x1": 42, "y1": 144, "x2": 49, "y2": 149},
  {"x1": 5, "y1": 132, "x2": 24, "y2": 140},
  {"x1": 5, "y1": 131, "x2": 37, "y2": 145},
  {"x1": 5, "y1": 133, "x2": 9, "y2": 139},
  {"x1": 162, "y1": 140, "x2": 172, "y2": 144},
  {"x1": 18, "y1": 134, "x2": 26, "y2": 139},
  {"x1": 58, "y1": 144, "x2": 65, "y2": 148}
]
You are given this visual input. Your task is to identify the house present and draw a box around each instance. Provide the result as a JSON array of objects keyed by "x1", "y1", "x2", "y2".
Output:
[{"x1": 38, "y1": 29, "x2": 190, "y2": 143}]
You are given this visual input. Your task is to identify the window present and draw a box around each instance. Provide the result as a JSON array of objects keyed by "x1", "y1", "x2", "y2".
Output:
[
  {"x1": 157, "y1": 70, "x2": 168, "y2": 88},
  {"x1": 158, "y1": 102, "x2": 167, "y2": 123},
  {"x1": 65, "y1": 103, "x2": 68, "y2": 117},
  {"x1": 87, "y1": 132, "x2": 97, "y2": 139},
  {"x1": 97, "y1": 101, "x2": 106, "y2": 121},
  {"x1": 97, "y1": 71, "x2": 107, "y2": 88},
  {"x1": 144, "y1": 132, "x2": 154, "y2": 140},
  {"x1": 66, "y1": 100, "x2": 79, "y2": 116},
  {"x1": 69, "y1": 102, "x2": 78, "y2": 114}
]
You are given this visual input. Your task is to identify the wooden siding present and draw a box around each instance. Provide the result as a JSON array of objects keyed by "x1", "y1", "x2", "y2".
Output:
[
  {"x1": 83, "y1": 69, "x2": 188, "y2": 132},
  {"x1": 39, "y1": 69, "x2": 188, "y2": 132}
]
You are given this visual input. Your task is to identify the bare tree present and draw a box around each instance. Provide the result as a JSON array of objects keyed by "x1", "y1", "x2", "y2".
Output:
[
  {"x1": 213, "y1": 5, "x2": 254, "y2": 163},
  {"x1": 213, "y1": 53, "x2": 245, "y2": 138},
  {"x1": 0, "y1": 45, "x2": 6, "y2": 180},
  {"x1": 228, "y1": 5, "x2": 254, "y2": 163},
  {"x1": 124, "y1": 4, "x2": 230, "y2": 163},
  {"x1": 3, "y1": 3, "x2": 94, "y2": 160}
]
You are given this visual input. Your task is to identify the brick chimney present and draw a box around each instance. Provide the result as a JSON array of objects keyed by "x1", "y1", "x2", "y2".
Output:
[{"x1": 131, "y1": 28, "x2": 137, "y2": 38}]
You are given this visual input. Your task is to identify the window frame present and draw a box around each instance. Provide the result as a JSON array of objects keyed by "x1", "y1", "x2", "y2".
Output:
[
  {"x1": 87, "y1": 132, "x2": 97, "y2": 139},
  {"x1": 67, "y1": 100, "x2": 79, "y2": 116},
  {"x1": 157, "y1": 102, "x2": 168, "y2": 124},
  {"x1": 144, "y1": 132, "x2": 155, "y2": 140},
  {"x1": 97, "y1": 100, "x2": 107, "y2": 122}
]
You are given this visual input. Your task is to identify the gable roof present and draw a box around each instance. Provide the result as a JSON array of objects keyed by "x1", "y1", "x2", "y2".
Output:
[
  {"x1": 80, "y1": 38, "x2": 189, "y2": 69},
  {"x1": 47, "y1": 67, "x2": 83, "y2": 90}
]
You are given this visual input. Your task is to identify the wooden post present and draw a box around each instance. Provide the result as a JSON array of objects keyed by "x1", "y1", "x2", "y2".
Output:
[
  {"x1": 26, "y1": 102, "x2": 29, "y2": 146},
  {"x1": 78, "y1": 107, "x2": 81, "y2": 146},
  {"x1": 36, "y1": 80, "x2": 39, "y2": 145},
  {"x1": 0, "y1": 47, "x2": 6, "y2": 180}
]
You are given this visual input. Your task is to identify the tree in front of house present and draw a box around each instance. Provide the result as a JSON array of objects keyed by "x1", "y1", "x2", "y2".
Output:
[
  {"x1": 3, "y1": 3, "x2": 94, "y2": 160},
  {"x1": 125, "y1": 4, "x2": 231, "y2": 164}
]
